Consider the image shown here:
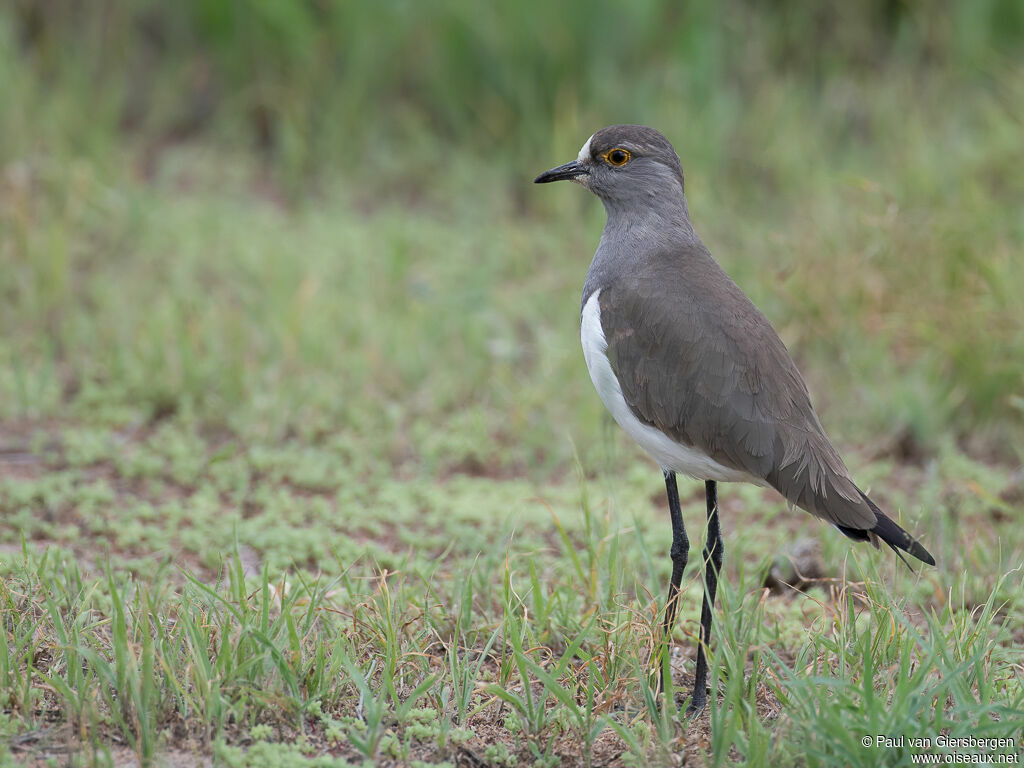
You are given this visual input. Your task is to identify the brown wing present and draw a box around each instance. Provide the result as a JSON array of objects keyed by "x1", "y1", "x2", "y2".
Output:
[{"x1": 599, "y1": 246, "x2": 876, "y2": 531}]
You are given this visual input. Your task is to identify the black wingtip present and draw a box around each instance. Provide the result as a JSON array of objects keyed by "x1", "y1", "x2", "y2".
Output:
[{"x1": 862, "y1": 493, "x2": 936, "y2": 567}]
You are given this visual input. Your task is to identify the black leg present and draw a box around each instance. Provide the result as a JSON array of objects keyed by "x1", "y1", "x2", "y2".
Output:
[
  {"x1": 659, "y1": 470, "x2": 689, "y2": 699},
  {"x1": 687, "y1": 479, "x2": 723, "y2": 716}
]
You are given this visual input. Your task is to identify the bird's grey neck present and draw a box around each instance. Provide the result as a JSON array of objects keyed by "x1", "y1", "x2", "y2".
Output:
[
  {"x1": 600, "y1": 186, "x2": 691, "y2": 220},
  {"x1": 601, "y1": 194, "x2": 695, "y2": 245},
  {"x1": 581, "y1": 194, "x2": 699, "y2": 311}
]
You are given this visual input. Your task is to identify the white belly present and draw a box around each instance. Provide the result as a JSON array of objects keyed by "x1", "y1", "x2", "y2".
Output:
[{"x1": 580, "y1": 290, "x2": 759, "y2": 484}]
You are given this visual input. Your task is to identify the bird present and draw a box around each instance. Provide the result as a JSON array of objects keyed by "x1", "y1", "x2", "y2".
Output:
[{"x1": 534, "y1": 124, "x2": 935, "y2": 716}]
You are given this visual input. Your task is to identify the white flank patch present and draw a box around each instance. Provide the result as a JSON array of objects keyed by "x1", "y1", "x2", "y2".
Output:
[
  {"x1": 577, "y1": 133, "x2": 594, "y2": 164},
  {"x1": 581, "y1": 291, "x2": 761, "y2": 484}
]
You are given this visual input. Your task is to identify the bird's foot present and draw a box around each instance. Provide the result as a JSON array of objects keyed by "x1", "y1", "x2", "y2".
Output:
[{"x1": 684, "y1": 691, "x2": 707, "y2": 720}]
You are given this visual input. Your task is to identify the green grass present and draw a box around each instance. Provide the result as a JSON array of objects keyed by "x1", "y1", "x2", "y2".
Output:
[
  {"x1": 2, "y1": 2, "x2": 1024, "y2": 765},
  {"x1": 1, "y1": 444, "x2": 1022, "y2": 766}
]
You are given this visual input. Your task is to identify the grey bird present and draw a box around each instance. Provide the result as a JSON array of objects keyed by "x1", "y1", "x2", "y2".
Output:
[{"x1": 534, "y1": 125, "x2": 935, "y2": 716}]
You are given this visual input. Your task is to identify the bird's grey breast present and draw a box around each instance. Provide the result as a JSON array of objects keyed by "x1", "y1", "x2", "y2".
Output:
[{"x1": 581, "y1": 212, "x2": 693, "y2": 314}]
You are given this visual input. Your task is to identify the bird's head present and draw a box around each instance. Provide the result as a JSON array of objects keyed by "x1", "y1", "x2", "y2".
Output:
[{"x1": 534, "y1": 125, "x2": 686, "y2": 209}]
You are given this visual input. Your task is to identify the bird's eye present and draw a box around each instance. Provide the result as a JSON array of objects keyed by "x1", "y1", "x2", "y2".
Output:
[{"x1": 605, "y1": 148, "x2": 631, "y2": 167}]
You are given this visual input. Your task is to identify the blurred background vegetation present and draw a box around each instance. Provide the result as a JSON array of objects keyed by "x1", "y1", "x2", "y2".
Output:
[{"x1": 1, "y1": 0, "x2": 1022, "y2": 472}]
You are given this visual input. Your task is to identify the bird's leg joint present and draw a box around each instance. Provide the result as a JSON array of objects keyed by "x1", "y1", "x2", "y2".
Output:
[{"x1": 670, "y1": 535, "x2": 690, "y2": 563}]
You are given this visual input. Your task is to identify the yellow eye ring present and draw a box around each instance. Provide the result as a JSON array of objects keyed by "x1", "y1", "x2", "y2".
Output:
[{"x1": 604, "y1": 148, "x2": 631, "y2": 167}]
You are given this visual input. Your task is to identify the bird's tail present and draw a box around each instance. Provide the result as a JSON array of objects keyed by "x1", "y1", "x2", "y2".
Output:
[{"x1": 835, "y1": 492, "x2": 936, "y2": 567}]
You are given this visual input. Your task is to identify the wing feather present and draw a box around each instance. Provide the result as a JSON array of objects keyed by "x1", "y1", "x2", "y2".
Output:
[{"x1": 597, "y1": 246, "x2": 875, "y2": 530}]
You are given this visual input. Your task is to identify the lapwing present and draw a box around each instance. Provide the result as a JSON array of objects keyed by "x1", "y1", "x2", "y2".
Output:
[{"x1": 535, "y1": 124, "x2": 935, "y2": 715}]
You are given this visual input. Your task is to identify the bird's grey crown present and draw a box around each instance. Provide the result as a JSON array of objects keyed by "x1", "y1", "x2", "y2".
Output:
[{"x1": 585, "y1": 125, "x2": 686, "y2": 194}]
